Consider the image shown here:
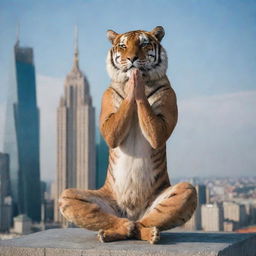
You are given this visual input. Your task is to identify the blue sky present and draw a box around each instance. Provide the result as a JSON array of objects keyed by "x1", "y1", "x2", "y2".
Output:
[{"x1": 0, "y1": 0, "x2": 256, "y2": 181}]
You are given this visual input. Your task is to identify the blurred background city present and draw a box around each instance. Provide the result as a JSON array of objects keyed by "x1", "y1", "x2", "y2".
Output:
[{"x1": 0, "y1": 0, "x2": 255, "y2": 239}]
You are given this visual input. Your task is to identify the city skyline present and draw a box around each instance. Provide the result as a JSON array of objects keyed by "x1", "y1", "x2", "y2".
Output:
[{"x1": 0, "y1": 0, "x2": 255, "y2": 181}]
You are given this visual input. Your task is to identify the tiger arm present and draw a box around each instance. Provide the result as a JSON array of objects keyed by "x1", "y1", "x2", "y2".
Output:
[
  {"x1": 100, "y1": 88, "x2": 135, "y2": 148},
  {"x1": 136, "y1": 88, "x2": 178, "y2": 149}
]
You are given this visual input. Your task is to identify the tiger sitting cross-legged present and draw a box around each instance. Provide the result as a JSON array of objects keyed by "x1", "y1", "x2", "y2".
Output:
[{"x1": 59, "y1": 26, "x2": 197, "y2": 244}]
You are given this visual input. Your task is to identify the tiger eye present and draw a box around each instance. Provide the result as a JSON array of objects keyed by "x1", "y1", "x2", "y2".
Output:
[
  {"x1": 118, "y1": 43, "x2": 126, "y2": 49},
  {"x1": 141, "y1": 42, "x2": 150, "y2": 47}
]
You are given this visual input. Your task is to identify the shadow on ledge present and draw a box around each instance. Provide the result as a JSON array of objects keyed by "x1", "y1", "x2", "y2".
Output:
[{"x1": 158, "y1": 231, "x2": 253, "y2": 245}]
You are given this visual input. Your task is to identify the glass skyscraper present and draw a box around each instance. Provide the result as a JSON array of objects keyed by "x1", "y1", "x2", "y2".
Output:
[
  {"x1": 4, "y1": 39, "x2": 41, "y2": 222},
  {"x1": 96, "y1": 128, "x2": 108, "y2": 189}
]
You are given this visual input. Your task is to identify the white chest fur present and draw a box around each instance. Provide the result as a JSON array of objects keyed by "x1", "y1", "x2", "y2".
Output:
[{"x1": 113, "y1": 118, "x2": 155, "y2": 220}]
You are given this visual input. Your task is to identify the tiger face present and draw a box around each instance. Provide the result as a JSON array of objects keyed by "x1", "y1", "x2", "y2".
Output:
[{"x1": 106, "y1": 26, "x2": 168, "y2": 83}]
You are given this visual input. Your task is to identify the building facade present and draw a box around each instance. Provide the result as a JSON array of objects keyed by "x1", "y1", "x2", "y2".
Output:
[
  {"x1": 13, "y1": 214, "x2": 32, "y2": 235},
  {"x1": 54, "y1": 31, "x2": 96, "y2": 224},
  {"x1": 201, "y1": 203, "x2": 224, "y2": 231},
  {"x1": 4, "y1": 39, "x2": 41, "y2": 222},
  {"x1": 223, "y1": 201, "x2": 247, "y2": 228},
  {"x1": 0, "y1": 153, "x2": 12, "y2": 232}
]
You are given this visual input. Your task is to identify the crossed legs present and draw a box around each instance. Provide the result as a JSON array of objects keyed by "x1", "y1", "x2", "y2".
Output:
[
  {"x1": 59, "y1": 182, "x2": 197, "y2": 243},
  {"x1": 59, "y1": 188, "x2": 135, "y2": 242}
]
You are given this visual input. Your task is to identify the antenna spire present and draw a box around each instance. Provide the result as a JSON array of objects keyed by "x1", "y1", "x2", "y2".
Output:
[
  {"x1": 16, "y1": 23, "x2": 20, "y2": 46},
  {"x1": 74, "y1": 25, "x2": 78, "y2": 55},
  {"x1": 72, "y1": 25, "x2": 79, "y2": 71}
]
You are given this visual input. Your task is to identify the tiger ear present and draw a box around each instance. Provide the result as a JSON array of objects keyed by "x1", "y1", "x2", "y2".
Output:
[
  {"x1": 107, "y1": 30, "x2": 118, "y2": 44},
  {"x1": 151, "y1": 26, "x2": 165, "y2": 42}
]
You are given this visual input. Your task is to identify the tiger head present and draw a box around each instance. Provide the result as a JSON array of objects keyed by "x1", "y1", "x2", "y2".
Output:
[{"x1": 106, "y1": 26, "x2": 168, "y2": 83}]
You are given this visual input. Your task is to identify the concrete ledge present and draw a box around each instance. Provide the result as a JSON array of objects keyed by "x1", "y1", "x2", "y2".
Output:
[{"x1": 0, "y1": 228, "x2": 255, "y2": 256}]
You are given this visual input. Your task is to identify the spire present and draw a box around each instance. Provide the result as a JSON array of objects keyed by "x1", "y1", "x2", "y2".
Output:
[
  {"x1": 15, "y1": 23, "x2": 20, "y2": 47},
  {"x1": 72, "y1": 25, "x2": 80, "y2": 72}
]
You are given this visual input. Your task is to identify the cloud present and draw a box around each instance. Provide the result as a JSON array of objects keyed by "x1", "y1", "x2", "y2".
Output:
[{"x1": 167, "y1": 90, "x2": 256, "y2": 179}]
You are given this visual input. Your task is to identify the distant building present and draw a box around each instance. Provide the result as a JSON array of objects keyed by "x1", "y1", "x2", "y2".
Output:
[
  {"x1": 13, "y1": 214, "x2": 32, "y2": 235},
  {"x1": 223, "y1": 201, "x2": 247, "y2": 228},
  {"x1": 184, "y1": 184, "x2": 209, "y2": 230},
  {"x1": 248, "y1": 204, "x2": 256, "y2": 225},
  {"x1": 42, "y1": 199, "x2": 54, "y2": 223},
  {"x1": 54, "y1": 28, "x2": 96, "y2": 225},
  {"x1": 4, "y1": 36, "x2": 41, "y2": 222},
  {"x1": 0, "y1": 153, "x2": 12, "y2": 232},
  {"x1": 96, "y1": 128, "x2": 108, "y2": 189},
  {"x1": 223, "y1": 220, "x2": 235, "y2": 232},
  {"x1": 41, "y1": 181, "x2": 47, "y2": 202},
  {"x1": 212, "y1": 186, "x2": 225, "y2": 196},
  {"x1": 50, "y1": 182, "x2": 56, "y2": 200},
  {"x1": 201, "y1": 203, "x2": 224, "y2": 231},
  {"x1": 40, "y1": 181, "x2": 54, "y2": 223}
]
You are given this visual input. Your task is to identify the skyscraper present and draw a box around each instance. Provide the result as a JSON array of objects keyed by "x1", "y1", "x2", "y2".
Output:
[
  {"x1": 96, "y1": 127, "x2": 108, "y2": 189},
  {"x1": 4, "y1": 39, "x2": 19, "y2": 212},
  {"x1": 55, "y1": 28, "x2": 96, "y2": 224},
  {"x1": 4, "y1": 37, "x2": 41, "y2": 222}
]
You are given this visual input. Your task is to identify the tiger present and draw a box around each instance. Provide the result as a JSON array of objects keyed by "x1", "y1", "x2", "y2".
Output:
[{"x1": 59, "y1": 26, "x2": 197, "y2": 244}]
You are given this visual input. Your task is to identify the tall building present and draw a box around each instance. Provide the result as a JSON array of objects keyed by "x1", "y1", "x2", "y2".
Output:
[
  {"x1": 96, "y1": 127, "x2": 108, "y2": 189},
  {"x1": 184, "y1": 184, "x2": 209, "y2": 230},
  {"x1": 223, "y1": 201, "x2": 247, "y2": 228},
  {"x1": 0, "y1": 153, "x2": 12, "y2": 232},
  {"x1": 4, "y1": 39, "x2": 19, "y2": 212},
  {"x1": 55, "y1": 29, "x2": 96, "y2": 224},
  {"x1": 201, "y1": 203, "x2": 224, "y2": 231},
  {"x1": 4, "y1": 37, "x2": 41, "y2": 222}
]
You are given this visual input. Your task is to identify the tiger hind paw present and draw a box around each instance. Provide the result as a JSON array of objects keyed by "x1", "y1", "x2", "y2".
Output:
[{"x1": 150, "y1": 226, "x2": 160, "y2": 244}]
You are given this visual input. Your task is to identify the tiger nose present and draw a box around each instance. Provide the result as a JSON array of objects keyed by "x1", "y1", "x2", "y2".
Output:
[{"x1": 127, "y1": 56, "x2": 138, "y2": 63}]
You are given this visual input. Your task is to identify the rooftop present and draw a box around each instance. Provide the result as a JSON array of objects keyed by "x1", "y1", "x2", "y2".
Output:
[{"x1": 0, "y1": 228, "x2": 255, "y2": 256}]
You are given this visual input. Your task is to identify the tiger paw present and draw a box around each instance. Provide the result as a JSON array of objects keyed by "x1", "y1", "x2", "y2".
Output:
[
  {"x1": 97, "y1": 229, "x2": 106, "y2": 243},
  {"x1": 97, "y1": 223, "x2": 134, "y2": 243},
  {"x1": 149, "y1": 226, "x2": 160, "y2": 244},
  {"x1": 134, "y1": 223, "x2": 160, "y2": 244}
]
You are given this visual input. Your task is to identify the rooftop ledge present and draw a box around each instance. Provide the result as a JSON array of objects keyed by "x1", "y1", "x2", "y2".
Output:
[{"x1": 0, "y1": 228, "x2": 256, "y2": 256}]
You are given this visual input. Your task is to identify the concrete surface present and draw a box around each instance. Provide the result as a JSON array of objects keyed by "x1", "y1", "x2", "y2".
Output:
[{"x1": 0, "y1": 228, "x2": 255, "y2": 256}]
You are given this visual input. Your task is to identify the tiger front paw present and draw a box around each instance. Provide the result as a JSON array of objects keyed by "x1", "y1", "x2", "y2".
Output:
[{"x1": 97, "y1": 229, "x2": 107, "y2": 243}]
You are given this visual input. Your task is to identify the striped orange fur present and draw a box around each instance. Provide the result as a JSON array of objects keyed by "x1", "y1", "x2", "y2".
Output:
[{"x1": 59, "y1": 26, "x2": 197, "y2": 244}]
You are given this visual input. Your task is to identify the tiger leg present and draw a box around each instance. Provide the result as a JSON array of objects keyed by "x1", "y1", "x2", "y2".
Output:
[
  {"x1": 135, "y1": 182, "x2": 197, "y2": 244},
  {"x1": 59, "y1": 188, "x2": 134, "y2": 242}
]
